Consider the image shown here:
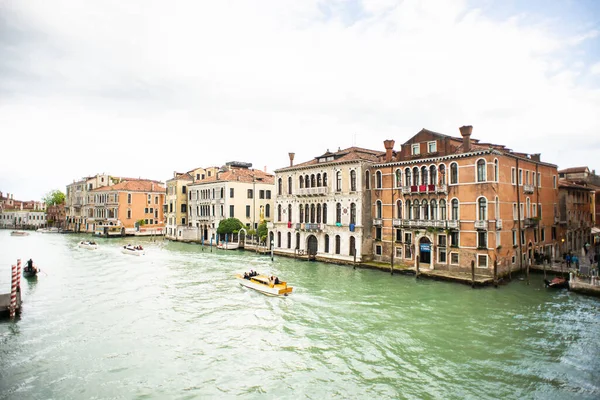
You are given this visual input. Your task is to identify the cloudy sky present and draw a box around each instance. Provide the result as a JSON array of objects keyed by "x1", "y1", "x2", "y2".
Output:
[{"x1": 1, "y1": 0, "x2": 599, "y2": 200}]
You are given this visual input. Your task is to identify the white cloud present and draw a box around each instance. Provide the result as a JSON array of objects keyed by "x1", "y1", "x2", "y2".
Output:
[
  {"x1": 591, "y1": 62, "x2": 600, "y2": 75},
  {"x1": 0, "y1": 0, "x2": 599, "y2": 199}
]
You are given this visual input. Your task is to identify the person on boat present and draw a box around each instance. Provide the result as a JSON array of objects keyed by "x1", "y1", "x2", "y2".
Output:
[
  {"x1": 243, "y1": 272, "x2": 250, "y2": 280},
  {"x1": 274, "y1": 276, "x2": 280, "y2": 285},
  {"x1": 26, "y1": 259, "x2": 33, "y2": 268}
]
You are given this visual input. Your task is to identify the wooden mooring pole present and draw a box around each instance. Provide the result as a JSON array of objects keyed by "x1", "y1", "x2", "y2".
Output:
[
  {"x1": 353, "y1": 248, "x2": 356, "y2": 270},
  {"x1": 416, "y1": 255, "x2": 420, "y2": 279},
  {"x1": 494, "y1": 260, "x2": 498, "y2": 288},
  {"x1": 471, "y1": 260, "x2": 475, "y2": 288}
]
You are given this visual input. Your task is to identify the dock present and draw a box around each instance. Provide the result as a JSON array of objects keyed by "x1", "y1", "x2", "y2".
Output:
[{"x1": 0, "y1": 291, "x2": 22, "y2": 317}]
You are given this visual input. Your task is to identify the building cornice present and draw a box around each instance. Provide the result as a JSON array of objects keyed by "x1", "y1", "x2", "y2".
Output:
[{"x1": 275, "y1": 159, "x2": 374, "y2": 174}]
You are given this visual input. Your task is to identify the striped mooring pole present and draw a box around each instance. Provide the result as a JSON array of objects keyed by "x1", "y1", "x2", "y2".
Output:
[
  {"x1": 9, "y1": 264, "x2": 18, "y2": 318},
  {"x1": 16, "y1": 259, "x2": 22, "y2": 289}
]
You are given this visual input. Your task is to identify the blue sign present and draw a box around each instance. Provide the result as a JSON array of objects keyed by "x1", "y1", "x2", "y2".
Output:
[{"x1": 420, "y1": 243, "x2": 431, "y2": 252}]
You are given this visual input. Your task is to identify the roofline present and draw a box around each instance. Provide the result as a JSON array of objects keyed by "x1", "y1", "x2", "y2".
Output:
[{"x1": 275, "y1": 158, "x2": 376, "y2": 174}]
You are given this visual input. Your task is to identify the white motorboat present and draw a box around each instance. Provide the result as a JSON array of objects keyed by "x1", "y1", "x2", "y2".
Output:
[
  {"x1": 78, "y1": 240, "x2": 99, "y2": 250},
  {"x1": 121, "y1": 245, "x2": 145, "y2": 256},
  {"x1": 11, "y1": 231, "x2": 29, "y2": 236},
  {"x1": 217, "y1": 242, "x2": 240, "y2": 250},
  {"x1": 235, "y1": 273, "x2": 293, "y2": 296}
]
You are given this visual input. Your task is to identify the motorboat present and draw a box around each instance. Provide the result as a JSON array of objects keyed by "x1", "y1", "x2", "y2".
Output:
[
  {"x1": 121, "y1": 245, "x2": 145, "y2": 256},
  {"x1": 217, "y1": 242, "x2": 240, "y2": 250},
  {"x1": 235, "y1": 273, "x2": 293, "y2": 296},
  {"x1": 78, "y1": 240, "x2": 99, "y2": 250},
  {"x1": 544, "y1": 276, "x2": 569, "y2": 289},
  {"x1": 38, "y1": 227, "x2": 61, "y2": 233},
  {"x1": 11, "y1": 231, "x2": 29, "y2": 236}
]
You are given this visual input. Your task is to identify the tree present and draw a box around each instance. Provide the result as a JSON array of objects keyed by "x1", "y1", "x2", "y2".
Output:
[
  {"x1": 217, "y1": 218, "x2": 243, "y2": 235},
  {"x1": 43, "y1": 190, "x2": 65, "y2": 206},
  {"x1": 257, "y1": 220, "x2": 268, "y2": 243}
]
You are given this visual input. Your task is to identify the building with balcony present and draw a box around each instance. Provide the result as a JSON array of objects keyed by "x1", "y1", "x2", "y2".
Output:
[
  {"x1": 65, "y1": 174, "x2": 113, "y2": 232},
  {"x1": 371, "y1": 126, "x2": 560, "y2": 276},
  {"x1": 0, "y1": 195, "x2": 47, "y2": 229},
  {"x1": 272, "y1": 147, "x2": 380, "y2": 263},
  {"x1": 187, "y1": 162, "x2": 274, "y2": 243},
  {"x1": 90, "y1": 179, "x2": 166, "y2": 236},
  {"x1": 46, "y1": 203, "x2": 66, "y2": 230},
  {"x1": 557, "y1": 180, "x2": 595, "y2": 255}
]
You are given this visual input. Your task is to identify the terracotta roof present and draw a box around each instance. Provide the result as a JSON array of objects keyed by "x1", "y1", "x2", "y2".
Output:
[
  {"x1": 558, "y1": 166, "x2": 589, "y2": 174},
  {"x1": 191, "y1": 167, "x2": 274, "y2": 185},
  {"x1": 93, "y1": 180, "x2": 166, "y2": 192},
  {"x1": 558, "y1": 180, "x2": 593, "y2": 191},
  {"x1": 276, "y1": 146, "x2": 381, "y2": 172}
]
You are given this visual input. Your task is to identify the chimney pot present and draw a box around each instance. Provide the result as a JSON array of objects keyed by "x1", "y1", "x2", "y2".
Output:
[
  {"x1": 459, "y1": 125, "x2": 473, "y2": 152},
  {"x1": 383, "y1": 139, "x2": 395, "y2": 162},
  {"x1": 288, "y1": 152, "x2": 295, "y2": 167}
]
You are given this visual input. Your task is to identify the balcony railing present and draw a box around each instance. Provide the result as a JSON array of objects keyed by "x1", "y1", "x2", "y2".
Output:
[
  {"x1": 554, "y1": 216, "x2": 560, "y2": 225},
  {"x1": 523, "y1": 184, "x2": 535, "y2": 194},
  {"x1": 524, "y1": 217, "x2": 539, "y2": 228},
  {"x1": 298, "y1": 187, "x2": 329, "y2": 196},
  {"x1": 436, "y1": 184, "x2": 447, "y2": 194},
  {"x1": 402, "y1": 185, "x2": 447, "y2": 195},
  {"x1": 496, "y1": 219, "x2": 503, "y2": 230},
  {"x1": 373, "y1": 219, "x2": 383, "y2": 226},
  {"x1": 392, "y1": 218, "x2": 402, "y2": 227},
  {"x1": 446, "y1": 220, "x2": 459, "y2": 229},
  {"x1": 474, "y1": 220, "x2": 488, "y2": 230},
  {"x1": 401, "y1": 187, "x2": 411, "y2": 194}
]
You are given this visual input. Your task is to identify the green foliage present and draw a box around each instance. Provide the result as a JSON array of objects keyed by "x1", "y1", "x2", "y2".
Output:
[
  {"x1": 247, "y1": 229, "x2": 257, "y2": 236},
  {"x1": 137, "y1": 219, "x2": 146, "y2": 226},
  {"x1": 257, "y1": 220, "x2": 268, "y2": 242},
  {"x1": 217, "y1": 218, "x2": 244, "y2": 235},
  {"x1": 43, "y1": 189, "x2": 65, "y2": 206}
]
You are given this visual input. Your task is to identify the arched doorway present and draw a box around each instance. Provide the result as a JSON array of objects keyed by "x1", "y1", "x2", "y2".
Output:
[
  {"x1": 269, "y1": 232, "x2": 274, "y2": 249},
  {"x1": 307, "y1": 235, "x2": 318, "y2": 258},
  {"x1": 419, "y1": 236, "x2": 431, "y2": 265}
]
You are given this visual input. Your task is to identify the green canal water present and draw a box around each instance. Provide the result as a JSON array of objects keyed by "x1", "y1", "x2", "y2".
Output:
[{"x1": 1, "y1": 230, "x2": 599, "y2": 399}]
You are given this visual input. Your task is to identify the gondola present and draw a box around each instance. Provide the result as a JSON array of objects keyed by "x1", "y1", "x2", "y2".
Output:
[{"x1": 544, "y1": 276, "x2": 569, "y2": 289}]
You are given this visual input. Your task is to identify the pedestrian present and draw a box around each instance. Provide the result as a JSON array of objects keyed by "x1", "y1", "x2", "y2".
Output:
[
  {"x1": 572, "y1": 255, "x2": 579, "y2": 270},
  {"x1": 566, "y1": 253, "x2": 571, "y2": 269}
]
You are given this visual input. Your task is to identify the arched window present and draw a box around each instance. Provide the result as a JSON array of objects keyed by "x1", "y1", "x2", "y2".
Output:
[
  {"x1": 317, "y1": 173, "x2": 322, "y2": 187},
  {"x1": 376, "y1": 200, "x2": 382, "y2": 219},
  {"x1": 335, "y1": 235, "x2": 341, "y2": 254},
  {"x1": 336, "y1": 203, "x2": 342, "y2": 223},
  {"x1": 349, "y1": 236, "x2": 356, "y2": 256},
  {"x1": 288, "y1": 204, "x2": 292, "y2": 222},
  {"x1": 413, "y1": 200, "x2": 421, "y2": 220},
  {"x1": 526, "y1": 197, "x2": 531, "y2": 218},
  {"x1": 278, "y1": 178, "x2": 283, "y2": 195},
  {"x1": 430, "y1": 165, "x2": 437, "y2": 186},
  {"x1": 478, "y1": 197, "x2": 487, "y2": 220},
  {"x1": 277, "y1": 204, "x2": 282, "y2": 221},
  {"x1": 324, "y1": 234, "x2": 330, "y2": 253},
  {"x1": 477, "y1": 159, "x2": 486, "y2": 182},
  {"x1": 450, "y1": 163, "x2": 458, "y2": 184},
  {"x1": 494, "y1": 159, "x2": 499, "y2": 182},
  {"x1": 495, "y1": 196, "x2": 500, "y2": 220},
  {"x1": 277, "y1": 231, "x2": 281, "y2": 248},
  {"x1": 395, "y1": 169, "x2": 402, "y2": 187},
  {"x1": 405, "y1": 168, "x2": 412, "y2": 186},
  {"x1": 365, "y1": 171, "x2": 370, "y2": 189},
  {"x1": 311, "y1": 174, "x2": 316, "y2": 188},
  {"x1": 430, "y1": 199, "x2": 438, "y2": 220},
  {"x1": 336, "y1": 171, "x2": 342, "y2": 191},
  {"x1": 296, "y1": 232, "x2": 300, "y2": 250},
  {"x1": 299, "y1": 176, "x2": 304, "y2": 189},
  {"x1": 316, "y1": 204, "x2": 322, "y2": 223},
  {"x1": 423, "y1": 201, "x2": 429, "y2": 220},
  {"x1": 288, "y1": 177, "x2": 293, "y2": 194},
  {"x1": 406, "y1": 200, "x2": 412, "y2": 219},
  {"x1": 421, "y1": 166, "x2": 428, "y2": 185},
  {"x1": 350, "y1": 170, "x2": 357, "y2": 191},
  {"x1": 305, "y1": 204, "x2": 309, "y2": 223},
  {"x1": 376, "y1": 171, "x2": 382, "y2": 188},
  {"x1": 299, "y1": 205, "x2": 304, "y2": 223},
  {"x1": 350, "y1": 203, "x2": 356, "y2": 225},
  {"x1": 413, "y1": 167, "x2": 420, "y2": 186},
  {"x1": 265, "y1": 204, "x2": 271, "y2": 218},
  {"x1": 322, "y1": 203, "x2": 328, "y2": 224},
  {"x1": 396, "y1": 200, "x2": 403, "y2": 219},
  {"x1": 439, "y1": 164, "x2": 446, "y2": 184},
  {"x1": 304, "y1": 175, "x2": 309, "y2": 188},
  {"x1": 451, "y1": 199, "x2": 459, "y2": 220},
  {"x1": 323, "y1": 173, "x2": 328, "y2": 187},
  {"x1": 310, "y1": 204, "x2": 315, "y2": 223},
  {"x1": 287, "y1": 232, "x2": 291, "y2": 249}
]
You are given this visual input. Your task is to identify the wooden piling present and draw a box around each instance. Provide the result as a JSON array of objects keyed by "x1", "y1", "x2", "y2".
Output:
[
  {"x1": 471, "y1": 260, "x2": 475, "y2": 288},
  {"x1": 416, "y1": 255, "x2": 420, "y2": 279},
  {"x1": 493, "y1": 260, "x2": 498, "y2": 288},
  {"x1": 353, "y1": 249, "x2": 356, "y2": 270},
  {"x1": 527, "y1": 259, "x2": 530, "y2": 285}
]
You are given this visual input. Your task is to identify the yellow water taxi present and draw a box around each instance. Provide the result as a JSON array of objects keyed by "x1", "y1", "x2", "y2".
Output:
[{"x1": 235, "y1": 273, "x2": 293, "y2": 297}]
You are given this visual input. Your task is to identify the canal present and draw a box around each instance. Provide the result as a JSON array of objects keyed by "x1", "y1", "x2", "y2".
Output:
[{"x1": 1, "y1": 230, "x2": 599, "y2": 399}]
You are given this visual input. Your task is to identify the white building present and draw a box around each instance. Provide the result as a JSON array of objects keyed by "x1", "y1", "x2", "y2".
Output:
[
  {"x1": 65, "y1": 173, "x2": 112, "y2": 232},
  {"x1": 0, "y1": 199, "x2": 47, "y2": 229},
  {"x1": 186, "y1": 162, "x2": 275, "y2": 243},
  {"x1": 272, "y1": 147, "x2": 380, "y2": 263}
]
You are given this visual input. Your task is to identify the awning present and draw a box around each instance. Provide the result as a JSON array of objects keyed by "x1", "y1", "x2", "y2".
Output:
[{"x1": 592, "y1": 227, "x2": 600, "y2": 234}]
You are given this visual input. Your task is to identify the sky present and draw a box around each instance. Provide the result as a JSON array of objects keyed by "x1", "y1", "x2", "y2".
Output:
[{"x1": 1, "y1": 0, "x2": 599, "y2": 201}]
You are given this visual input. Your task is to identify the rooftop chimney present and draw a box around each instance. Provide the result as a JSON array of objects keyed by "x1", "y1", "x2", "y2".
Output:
[
  {"x1": 264, "y1": 166, "x2": 267, "y2": 172},
  {"x1": 288, "y1": 152, "x2": 295, "y2": 167},
  {"x1": 530, "y1": 153, "x2": 541, "y2": 162},
  {"x1": 383, "y1": 139, "x2": 395, "y2": 162},
  {"x1": 459, "y1": 125, "x2": 473, "y2": 152}
]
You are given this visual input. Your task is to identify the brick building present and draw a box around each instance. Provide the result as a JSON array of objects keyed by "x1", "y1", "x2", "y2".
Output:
[
  {"x1": 370, "y1": 126, "x2": 560, "y2": 276},
  {"x1": 46, "y1": 203, "x2": 66, "y2": 230}
]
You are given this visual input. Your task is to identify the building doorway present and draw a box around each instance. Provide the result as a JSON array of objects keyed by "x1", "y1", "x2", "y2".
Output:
[
  {"x1": 307, "y1": 235, "x2": 318, "y2": 258},
  {"x1": 419, "y1": 236, "x2": 431, "y2": 265}
]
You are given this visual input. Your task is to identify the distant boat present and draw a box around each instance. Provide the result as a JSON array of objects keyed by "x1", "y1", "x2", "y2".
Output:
[
  {"x1": 78, "y1": 240, "x2": 99, "y2": 250},
  {"x1": 23, "y1": 263, "x2": 39, "y2": 278},
  {"x1": 11, "y1": 231, "x2": 29, "y2": 236},
  {"x1": 544, "y1": 276, "x2": 569, "y2": 289},
  {"x1": 121, "y1": 245, "x2": 145, "y2": 256},
  {"x1": 217, "y1": 242, "x2": 240, "y2": 250},
  {"x1": 235, "y1": 273, "x2": 293, "y2": 296}
]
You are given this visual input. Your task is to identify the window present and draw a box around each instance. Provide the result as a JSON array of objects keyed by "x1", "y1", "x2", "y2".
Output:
[
  {"x1": 288, "y1": 177, "x2": 292, "y2": 194},
  {"x1": 396, "y1": 246, "x2": 403, "y2": 258},
  {"x1": 439, "y1": 247, "x2": 447, "y2": 263},
  {"x1": 449, "y1": 231, "x2": 459, "y2": 247},
  {"x1": 396, "y1": 229, "x2": 402, "y2": 242},
  {"x1": 494, "y1": 159, "x2": 498, "y2": 182},
  {"x1": 335, "y1": 235, "x2": 341, "y2": 254},
  {"x1": 266, "y1": 190, "x2": 271, "y2": 199},
  {"x1": 181, "y1": 204, "x2": 187, "y2": 213},
  {"x1": 430, "y1": 165, "x2": 437, "y2": 186},
  {"x1": 413, "y1": 167, "x2": 420, "y2": 186},
  {"x1": 127, "y1": 209, "x2": 131, "y2": 219},
  {"x1": 532, "y1": 203, "x2": 537, "y2": 217},
  {"x1": 553, "y1": 176, "x2": 557, "y2": 189},
  {"x1": 395, "y1": 169, "x2": 402, "y2": 188},
  {"x1": 405, "y1": 168, "x2": 412, "y2": 186},
  {"x1": 277, "y1": 232, "x2": 281, "y2": 248},
  {"x1": 350, "y1": 203, "x2": 356, "y2": 225},
  {"x1": 350, "y1": 170, "x2": 357, "y2": 191},
  {"x1": 513, "y1": 203, "x2": 518, "y2": 220},
  {"x1": 541, "y1": 228, "x2": 545, "y2": 242},
  {"x1": 428, "y1": 141, "x2": 437, "y2": 153},
  {"x1": 263, "y1": 204, "x2": 270, "y2": 218},
  {"x1": 365, "y1": 171, "x2": 370, "y2": 189},
  {"x1": 374, "y1": 226, "x2": 381, "y2": 240},
  {"x1": 375, "y1": 245, "x2": 382, "y2": 256},
  {"x1": 336, "y1": 203, "x2": 342, "y2": 224},
  {"x1": 375, "y1": 171, "x2": 382, "y2": 188},
  {"x1": 375, "y1": 200, "x2": 382, "y2": 219},
  {"x1": 288, "y1": 204, "x2": 292, "y2": 223},
  {"x1": 478, "y1": 197, "x2": 487, "y2": 220},
  {"x1": 477, "y1": 159, "x2": 486, "y2": 182},
  {"x1": 246, "y1": 205, "x2": 251, "y2": 218},
  {"x1": 477, "y1": 254, "x2": 488, "y2": 268},
  {"x1": 537, "y1": 172, "x2": 541, "y2": 187},
  {"x1": 336, "y1": 171, "x2": 342, "y2": 192},
  {"x1": 518, "y1": 169, "x2": 523, "y2": 185},
  {"x1": 534, "y1": 229, "x2": 538, "y2": 243},
  {"x1": 287, "y1": 232, "x2": 291, "y2": 249},
  {"x1": 128, "y1": 193, "x2": 132, "y2": 204},
  {"x1": 521, "y1": 230, "x2": 525, "y2": 245},
  {"x1": 155, "y1": 210, "x2": 158, "y2": 218},
  {"x1": 182, "y1": 186, "x2": 187, "y2": 194},
  {"x1": 439, "y1": 199, "x2": 447, "y2": 220},
  {"x1": 277, "y1": 205, "x2": 282, "y2": 222},
  {"x1": 451, "y1": 199, "x2": 459, "y2": 220},
  {"x1": 430, "y1": 199, "x2": 437, "y2": 220},
  {"x1": 478, "y1": 231, "x2": 487, "y2": 248},
  {"x1": 247, "y1": 189, "x2": 253, "y2": 199},
  {"x1": 438, "y1": 234, "x2": 447, "y2": 247},
  {"x1": 532, "y1": 172, "x2": 537, "y2": 187},
  {"x1": 324, "y1": 234, "x2": 330, "y2": 253},
  {"x1": 396, "y1": 200, "x2": 403, "y2": 219},
  {"x1": 525, "y1": 170, "x2": 530, "y2": 185},
  {"x1": 450, "y1": 163, "x2": 458, "y2": 184},
  {"x1": 278, "y1": 178, "x2": 282, "y2": 195},
  {"x1": 322, "y1": 204, "x2": 327, "y2": 224},
  {"x1": 511, "y1": 168, "x2": 516, "y2": 185},
  {"x1": 230, "y1": 205, "x2": 235, "y2": 218},
  {"x1": 230, "y1": 188, "x2": 234, "y2": 198},
  {"x1": 411, "y1": 143, "x2": 420, "y2": 155},
  {"x1": 451, "y1": 253, "x2": 459, "y2": 265}
]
